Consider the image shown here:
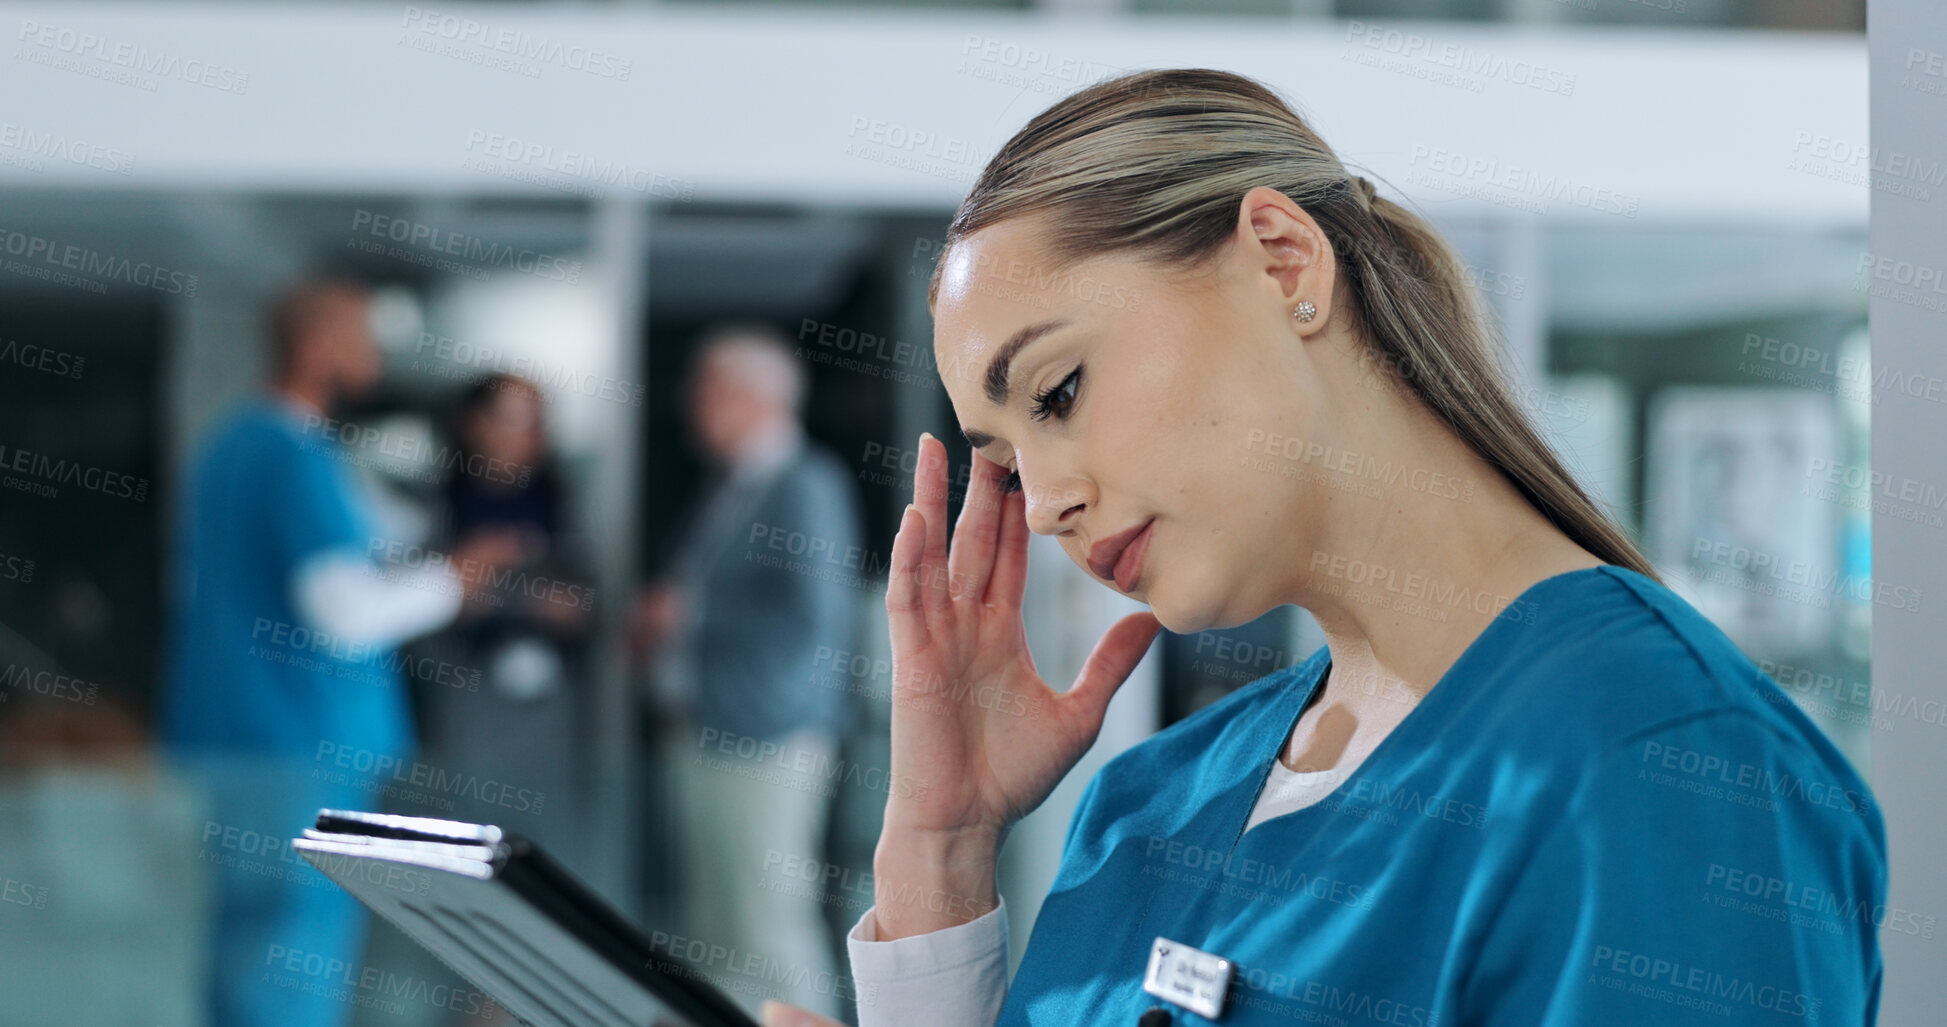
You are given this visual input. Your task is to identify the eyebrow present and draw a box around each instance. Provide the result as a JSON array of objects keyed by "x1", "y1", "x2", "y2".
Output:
[{"x1": 959, "y1": 317, "x2": 1069, "y2": 450}]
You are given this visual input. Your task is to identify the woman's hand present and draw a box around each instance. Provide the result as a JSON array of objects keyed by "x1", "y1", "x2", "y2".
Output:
[
  {"x1": 874, "y1": 432, "x2": 1161, "y2": 939},
  {"x1": 759, "y1": 999, "x2": 845, "y2": 1027},
  {"x1": 626, "y1": 581, "x2": 686, "y2": 662}
]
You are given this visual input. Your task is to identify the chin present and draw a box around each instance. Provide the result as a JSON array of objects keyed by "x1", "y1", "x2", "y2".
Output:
[
  {"x1": 1153, "y1": 584, "x2": 1269, "y2": 635},
  {"x1": 1141, "y1": 585, "x2": 1214, "y2": 636}
]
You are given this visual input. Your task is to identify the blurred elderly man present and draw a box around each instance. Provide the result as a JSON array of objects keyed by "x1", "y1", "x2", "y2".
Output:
[
  {"x1": 635, "y1": 322, "x2": 864, "y2": 1022},
  {"x1": 162, "y1": 277, "x2": 515, "y2": 1027}
]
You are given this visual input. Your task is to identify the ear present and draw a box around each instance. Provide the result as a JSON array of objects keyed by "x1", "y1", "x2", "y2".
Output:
[{"x1": 1231, "y1": 185, "x2": 1336, "y2": 335}]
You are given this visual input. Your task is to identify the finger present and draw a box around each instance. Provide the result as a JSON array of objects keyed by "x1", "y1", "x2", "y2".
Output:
[
  {"x1": 984, "y1": 472, "x2": 1031, "y2": 610},
  {"x1": 885, "y1": 504, "x2": 933, "y2": 659},
  {"x1": 759, "y1": 999, "x2": 846, "y2": 1027},
  {"x1": 1061, "y1": 611, "x2": 1164, "y2": 733},
  {"x1": 914, "y1": 432, "x2": 952, "y2": 622},
  {"x1": 946, "y1": 446, "x2": 1007, "y2": 603}
]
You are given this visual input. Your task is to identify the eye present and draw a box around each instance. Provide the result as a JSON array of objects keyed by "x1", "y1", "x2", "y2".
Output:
[
  {"x1": 998, "y1": 365, "x2": 1083, "y2": 497},
  {"x1": 1029, "y1": 366, "x2": 1082, "y2": 423}
]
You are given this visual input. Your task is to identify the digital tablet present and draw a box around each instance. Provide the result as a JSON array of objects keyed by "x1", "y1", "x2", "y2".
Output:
[{"x1": 293, "y1": 809, "x2": 760, "y2": 1027}]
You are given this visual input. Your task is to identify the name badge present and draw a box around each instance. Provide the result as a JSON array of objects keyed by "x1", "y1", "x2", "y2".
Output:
[{"x1": 1142, "y1": 936, "x2": 1233, "y2": 1019}]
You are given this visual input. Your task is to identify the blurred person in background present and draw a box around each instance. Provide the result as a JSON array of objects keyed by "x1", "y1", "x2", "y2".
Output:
[
  {"x1": 631, "y1": 323, "x2": 863, "y2": 1022},
  {"x1": 411, "y1": 372, "x2": 593, "y2": 861},
  {"x1": 161, "y1": 277, "x2": 519, "y2": 1027}
]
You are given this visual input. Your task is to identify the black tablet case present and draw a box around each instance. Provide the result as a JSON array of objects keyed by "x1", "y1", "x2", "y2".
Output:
[{"x1": 293, "y1": 809, "x2": 760, "y2": 1027}]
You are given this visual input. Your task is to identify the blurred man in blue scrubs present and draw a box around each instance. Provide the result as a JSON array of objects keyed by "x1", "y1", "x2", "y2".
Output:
[{"x1": 162, "y1": 278, "x2": 518, "y2": 1027}]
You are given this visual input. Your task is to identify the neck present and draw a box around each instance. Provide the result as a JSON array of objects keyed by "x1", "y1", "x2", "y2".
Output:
[
  {"x1": 1281, "y1": 382, "x2": 1601, "y2": 714},
  {"x1": 272, "y1": 379, "x2": 331, "y2": 420},
  {"x1": 721, "y1": 416, "x2": 802, "y2": 476}
]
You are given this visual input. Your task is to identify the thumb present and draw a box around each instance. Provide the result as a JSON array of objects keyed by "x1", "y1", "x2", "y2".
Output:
[
  {"x1": 1063, "y1": 610, "x2": 1164, "y2": 730},
  {"x1": 759, "y1": 999, "x2": 845, "y2": 1027}
]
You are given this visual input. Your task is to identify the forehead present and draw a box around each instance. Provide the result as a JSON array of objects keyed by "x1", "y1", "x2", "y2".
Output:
[
  {"x1": 931, "y1": 220, "x2": 1086, "y2": 407},
  {"x1": 489, "y1": 383, "x2": 540, "y2": 410}
]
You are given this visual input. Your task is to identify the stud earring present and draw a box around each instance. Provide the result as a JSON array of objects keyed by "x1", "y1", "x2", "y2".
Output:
[{"x1": 1293, "y1": 300, "x2": 1316, "y2": 323}]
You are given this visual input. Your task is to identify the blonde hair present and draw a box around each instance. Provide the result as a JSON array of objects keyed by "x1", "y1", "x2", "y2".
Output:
[{"x1": 926, "y1": 68, "x2": 1656, "y2": 581}]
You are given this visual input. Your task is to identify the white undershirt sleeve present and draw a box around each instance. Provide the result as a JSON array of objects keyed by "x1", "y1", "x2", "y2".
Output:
[
  {"x1": 845, "y1": 898, "x2": 1010, "y2": 1027},
  {"x1": 291, "y1": 547, "x2": 464, "y2": 648}
]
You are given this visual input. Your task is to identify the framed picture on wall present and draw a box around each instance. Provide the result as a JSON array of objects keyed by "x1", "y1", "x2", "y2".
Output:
[{"x1": 1645, "y1": 386, "x2": 1840, "y2": 660}]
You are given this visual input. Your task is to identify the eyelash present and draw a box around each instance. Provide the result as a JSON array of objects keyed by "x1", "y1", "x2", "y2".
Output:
[{"x1": 1000, "y1": 366, "x2": 1082, "y2": 496}]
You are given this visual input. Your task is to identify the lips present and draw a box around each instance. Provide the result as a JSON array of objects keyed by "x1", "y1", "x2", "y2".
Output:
[{"x1": 1088, "y1": 517, "x2": 1155, "y2": 591}]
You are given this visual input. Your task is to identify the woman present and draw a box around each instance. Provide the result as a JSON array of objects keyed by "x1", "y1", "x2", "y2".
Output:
[
  {"x1": 411, "y1": 373, "x2": 594, "y2": 859},
  {"x1": 763, "y1": 68, "x2": 1884, "y2": 1027}
]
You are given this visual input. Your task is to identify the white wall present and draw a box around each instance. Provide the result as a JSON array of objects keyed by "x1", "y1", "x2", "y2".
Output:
[
  {"x1": 1868, "y1": 0, "x2": 1947, "y2": 1020},
  {"x1": 0, "y1": 3, "x2": 1863, "y2": 224}
]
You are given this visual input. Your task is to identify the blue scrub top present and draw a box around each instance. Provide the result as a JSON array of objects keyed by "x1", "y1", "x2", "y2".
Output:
[
  {"x1": 162, "y1": 399, "x2": 411, "y2": 760},
  {"x1": 1001, "y1": 565, "x2": 1885, "y2": 1027}
]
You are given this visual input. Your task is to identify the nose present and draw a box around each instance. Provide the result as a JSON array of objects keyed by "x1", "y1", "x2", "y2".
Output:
[{"x1": 1021, "y1": 467, "x2": 1092, "y2": 536}]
